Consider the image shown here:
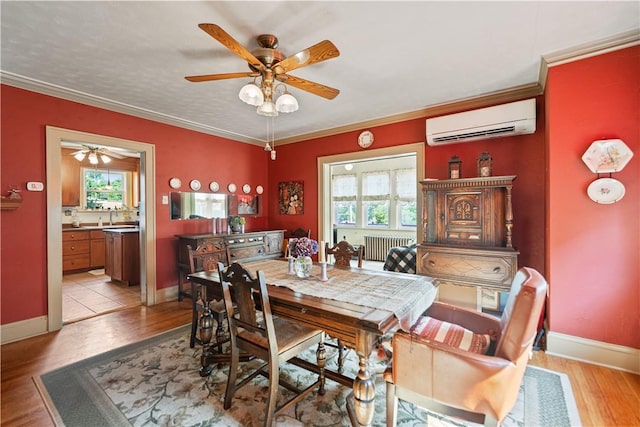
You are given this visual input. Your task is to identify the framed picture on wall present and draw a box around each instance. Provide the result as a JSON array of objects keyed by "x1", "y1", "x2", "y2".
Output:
[
  {"x1": 279, "y1": 181, "x2": 304, "y2": 215},
  {"x1": 237, "y1": 195, "x2": 259, "y2": 215}
]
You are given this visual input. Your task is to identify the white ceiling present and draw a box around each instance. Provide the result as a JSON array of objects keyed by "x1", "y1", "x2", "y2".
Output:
[{"x1": 2, "y1": 1, "x2": 638, "y2": 146}]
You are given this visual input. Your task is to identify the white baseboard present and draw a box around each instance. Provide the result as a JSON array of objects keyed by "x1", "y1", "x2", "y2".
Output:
[
  {"x1": 155, "y1": 285, "x2": 178, "y2": 303},
  {"x1": 1, "y1": 315, "x2": 48, "y2": 344},
  {"x1": 547, "y1": 331, "x2": 640, "y2": 374}
]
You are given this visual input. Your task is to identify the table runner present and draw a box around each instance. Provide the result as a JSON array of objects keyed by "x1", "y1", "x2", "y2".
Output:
[{"x1": 243, "y1": 259, "x2": 437, "y2": 330}]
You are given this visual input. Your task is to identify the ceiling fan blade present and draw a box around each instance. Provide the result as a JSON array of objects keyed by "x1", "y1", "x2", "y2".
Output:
[
  {"x1": 198, "y1": 23, "x2": 266, "y2": 72},
  {"x1": 273, "y1": 40, "x2": 340, "y2": 75},
  {"x1": 280, "y1": 74, "x2": 340, "y2": 100},
  {"x1": 69, "y1": 149, "x2": 87, "y2": 156},
  {"x1": 185, "y1": 72, "x2": 256, "y2": 82}
]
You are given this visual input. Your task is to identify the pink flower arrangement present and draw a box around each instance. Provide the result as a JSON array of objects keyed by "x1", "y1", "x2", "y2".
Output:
[{"x1": 289, "y1": 237, "x2": 319, "y2": 257}]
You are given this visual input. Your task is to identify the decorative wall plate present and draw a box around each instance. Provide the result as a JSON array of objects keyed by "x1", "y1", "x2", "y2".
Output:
[
  {"x1": 189, "y1": 179, "x2": 201, "y2": 191},
  {"x1": 242, "y1": 184, "x2": 251, "y2": 194},
  {"x1": 209, "y1": 181, "x2": 219, "y2": 192},
  {"x1": 582, "y1": 139, "x2": 633, "y2": 173},
  {"x1": 169, "y1": 177, "x2": 181, "y2": 189},
  {"x1": 227, "y1": 183, "x2": 237, "y2": 193},
  {"x1": 256, "y1": 185, "x2": 264, "y2": 194},
  {"x1": 358, "y1": 130, "x2": 374, "y2": 148},
  {"x1": 587, "y1": 177, "x2": 625, "y2": 204}
]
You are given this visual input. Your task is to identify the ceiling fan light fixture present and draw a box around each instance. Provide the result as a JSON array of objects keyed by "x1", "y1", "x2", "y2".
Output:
[
  {"x1": 275, "y1": 93, "x2": 298, "y2": 113},
  {"x1": 239, "y1": 82, "x2": 264, "y2": 106},
  {"x1": 88, "y1": 152, "x2": 99, "y2": 165},
  {"x1": 100, "y1": 154, "x2": 112, "y2": 164},
  {"x1": 74, "y1": 152, "x2": 86, "y2": 161},
  {"x1": 257, "y1": 100, "x2": 278, "y2": 117}
]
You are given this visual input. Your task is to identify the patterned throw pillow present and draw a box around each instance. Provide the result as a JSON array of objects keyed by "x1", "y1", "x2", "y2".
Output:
[{"x1": 411, "y1": 316, "x2": 491, "y2": 354}]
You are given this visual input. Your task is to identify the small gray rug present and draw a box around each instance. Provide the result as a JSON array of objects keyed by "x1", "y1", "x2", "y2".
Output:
[{"x1": 35, "y1": 325, "x2": 581, "y2": 426}]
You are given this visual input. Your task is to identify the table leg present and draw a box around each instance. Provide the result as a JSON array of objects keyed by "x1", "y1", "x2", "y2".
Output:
[{"x1": 347, "y1": 330, "x2": 376, "y2": 426}]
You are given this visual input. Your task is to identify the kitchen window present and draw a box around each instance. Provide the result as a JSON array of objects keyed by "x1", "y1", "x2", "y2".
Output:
[{"x1": 82, "y1": 168, "x2": 132, "y2": 210}]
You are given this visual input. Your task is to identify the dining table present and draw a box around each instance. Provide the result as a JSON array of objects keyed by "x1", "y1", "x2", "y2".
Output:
[{"x1": 187, "y1": 258, "x2": 437, "y2": 427}]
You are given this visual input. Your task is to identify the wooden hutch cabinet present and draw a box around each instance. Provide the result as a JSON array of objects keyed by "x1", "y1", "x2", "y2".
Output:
[
  {"x1": 175, "y1": 230, "x2": 284, "y2": 300},
  {"x1": 417, "y1": 176, "x2": 519, "y2": 291}
]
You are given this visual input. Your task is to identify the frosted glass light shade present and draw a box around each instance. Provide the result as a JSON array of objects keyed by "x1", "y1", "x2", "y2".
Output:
[
  {"x1": 275, "y1": 93, "x2": 298, "y2": 113},
  {"x1": 88, "y1": 152, "x2": 99, "y2": 164},
  {"x1": 257, "y1": 100, "x2": 278, "y2": 117},
  {"x1": 238, "y1": 83, "x2": 264, "y2": 106},
  {"x1": 74, "y1": 152, "x2": 86, "y2": 161},
  {"x1": 100, "y1": 154, "x2": 111, "y2": 164}
]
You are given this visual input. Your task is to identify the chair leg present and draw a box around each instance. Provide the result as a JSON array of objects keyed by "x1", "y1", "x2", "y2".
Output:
[
  {"x1": 264, "y1": 358, "x2": 280, "y2": 427},
  {"x1": 189, "y1": 284, "x2": 201, "y2": 348},
  {"x1": 386, "y1": 382, "x2": 398, "y2": 427},
  {"x1": 223, "y1": 342, "x2": 240, "y2": 410}
]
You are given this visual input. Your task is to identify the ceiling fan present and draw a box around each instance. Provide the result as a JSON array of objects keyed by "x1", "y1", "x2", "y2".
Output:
[
  {"x1": 185, "y1": 24, "x2": 341, "y2": 104},
  {"x1": 69, "y1": 145, "x2": 125, "y2": 164}
]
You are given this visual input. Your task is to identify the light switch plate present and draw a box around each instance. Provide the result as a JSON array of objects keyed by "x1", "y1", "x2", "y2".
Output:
[{"x1": 162, "y1": 195, "x2": 169, "y2": 205}]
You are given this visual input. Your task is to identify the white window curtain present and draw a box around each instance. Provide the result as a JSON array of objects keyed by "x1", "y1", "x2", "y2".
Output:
[
  {"x1": 362, "y1": 170, "x2": 390, "y2": 201},
  {"x1": 395, "y1": 168, "x2": 416, "y2": 199},
  {"x1": 332, "y1": 173, "x2": 357, "y2": 201}
]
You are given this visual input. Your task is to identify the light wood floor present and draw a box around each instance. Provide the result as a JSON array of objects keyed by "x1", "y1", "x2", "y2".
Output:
[{"x1": 1, "y1": 301, "x2": 639, "y2": 426}]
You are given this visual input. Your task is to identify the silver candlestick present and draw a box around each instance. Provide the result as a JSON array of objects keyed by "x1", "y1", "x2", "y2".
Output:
[{"x1": 288, "y1": 256, "x2": 295, "y2": 275}]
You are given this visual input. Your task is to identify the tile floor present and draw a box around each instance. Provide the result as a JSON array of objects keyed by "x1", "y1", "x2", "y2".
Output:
[{"x1": 62, "y1": 269, "x2": 141, "y2": 324}]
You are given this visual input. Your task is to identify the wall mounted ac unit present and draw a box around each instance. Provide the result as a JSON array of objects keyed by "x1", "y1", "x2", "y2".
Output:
[{"x1": 426, "y1": 98, "x2": 536, "y2": 146}]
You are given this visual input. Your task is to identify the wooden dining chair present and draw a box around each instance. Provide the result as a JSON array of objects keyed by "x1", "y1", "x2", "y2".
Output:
[
  {"x1": 325, "y1": 240, "x2": 364, "y2": 268},
  {"x1": 187, "y1": 242, "x2": 230, "y2": 353},
  {"x1": 217, "y1": 262, "x2": 326, "y2": 426}
]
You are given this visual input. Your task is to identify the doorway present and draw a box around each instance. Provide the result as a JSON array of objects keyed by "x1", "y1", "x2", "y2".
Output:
[
  {"x1": 46, "y1": 126, "x2": 157, "y2": 331},
  {"x1": 316, "y1": 142, "x2": 425, "y2": 246}
]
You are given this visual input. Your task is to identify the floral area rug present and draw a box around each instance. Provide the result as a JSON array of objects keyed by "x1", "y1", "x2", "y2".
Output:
[{"x1": 35, "y1": 325, "x2": 581, "y2": 426}]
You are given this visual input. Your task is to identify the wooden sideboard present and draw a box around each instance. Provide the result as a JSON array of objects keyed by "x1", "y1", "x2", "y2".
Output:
[
  {"x1": 417, "y1": 176, "x2": 519, "y2": 292},
  {"x1": 175, "y1": 230, "x2": 285, "y2": 300}
]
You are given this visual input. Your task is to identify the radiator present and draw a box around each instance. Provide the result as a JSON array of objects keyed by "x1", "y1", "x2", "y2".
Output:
[{"x1": 364, "y1": 235, "x2": 415, "y2": 262}]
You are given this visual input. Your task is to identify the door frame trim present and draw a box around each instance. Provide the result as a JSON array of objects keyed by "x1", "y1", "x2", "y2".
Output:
[{"x1": 46, "y1": 126, "x2": 156, "y2": 331}]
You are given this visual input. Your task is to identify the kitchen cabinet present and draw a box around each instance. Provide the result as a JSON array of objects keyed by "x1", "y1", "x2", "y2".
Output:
[
  {"x1": 104, "y1": 229, "x2": 140, "y2": 285},
  {"x1": 61, "y1": 150, "x2": 81, "y2": 207},
  {"x1": 89, "y1": 230, "x2": 105, "y2": 268},
  {"x1": 62, "y1": 230, "x2": 90, "y2": 272},
  {"x1": 417, "y1": 176, "x2": 519, "y2": 291}
]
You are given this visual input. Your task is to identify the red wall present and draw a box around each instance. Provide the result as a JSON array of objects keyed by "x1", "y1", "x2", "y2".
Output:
[
  {"x1": 546, "y1": 46, "x2": 639, "y2": 348},
  {"x1": 268, "y1": 98, "x2": 547, "y2": 277},
  {"x1": 0, "y1": 85, "x2": 269, "y2": 324}
]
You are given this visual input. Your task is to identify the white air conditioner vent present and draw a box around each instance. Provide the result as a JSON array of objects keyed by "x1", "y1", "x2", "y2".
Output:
[{"x1": 426, "y1": 99, "x2": 536, "y2": 146}]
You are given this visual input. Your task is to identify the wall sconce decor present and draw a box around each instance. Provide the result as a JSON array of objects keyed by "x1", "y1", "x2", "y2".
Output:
[
  {"x1": 448, "y1": 155, "x2": 462, "y2": 179},
  {"x1": 477, "y1": 152, "x2": 493, "y2": 177},
  {"x1": 582, "y1": 139, "x2": 633, "y2": 204}
]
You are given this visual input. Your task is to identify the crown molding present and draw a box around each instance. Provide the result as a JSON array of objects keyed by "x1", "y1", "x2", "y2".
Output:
[
  {"x1": 0, "y1": 71, "x2": 263, "y2": 145},
  {"x1": 538, "y1": 29, "x2": 640, "y2": 91},
  {"x1": 3, "y1": 29, "x2": 638, "y2": 147}
]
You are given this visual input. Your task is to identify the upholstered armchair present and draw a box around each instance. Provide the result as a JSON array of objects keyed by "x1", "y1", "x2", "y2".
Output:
[{"x1": 385, "y1": 267, "x2": 548, "y2": 427}]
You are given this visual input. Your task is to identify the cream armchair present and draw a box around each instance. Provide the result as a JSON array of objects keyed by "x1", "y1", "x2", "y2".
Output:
[{"x1": 385, "y1": 267, "x2": 548, "y2": 427}]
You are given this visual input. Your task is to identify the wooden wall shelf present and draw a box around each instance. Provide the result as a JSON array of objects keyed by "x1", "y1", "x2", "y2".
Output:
[{"x1": 1, "y1": 197, "x2": 22, "y2": 211}]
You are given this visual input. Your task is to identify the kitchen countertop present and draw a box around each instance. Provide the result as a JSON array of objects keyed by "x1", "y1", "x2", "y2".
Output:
[{"x1": 62, "y1": 224, "x2": 138, "y2": 231}]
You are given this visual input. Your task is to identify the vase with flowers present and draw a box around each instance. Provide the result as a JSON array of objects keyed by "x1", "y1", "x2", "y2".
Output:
[
  {"x1": 228, "y1": 215, "x2": 245, "y2": 233},
  {"x1": 289, "y1": 237, "x2": 319, "y2": 278}
]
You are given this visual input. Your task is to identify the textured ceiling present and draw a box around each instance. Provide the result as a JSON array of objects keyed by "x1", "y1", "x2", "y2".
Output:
[{"x1": 1, "y1": 1, "x2": 638, "y2": 146}]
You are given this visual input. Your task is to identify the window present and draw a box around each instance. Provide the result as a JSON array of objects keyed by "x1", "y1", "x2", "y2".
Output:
[
  {"x1": 83, "y1": 168, "x2": 129, "y2": 210},
  {"x1": 395, "y1": 168, "x2": 417, "y2": 227},
  {"x1": 330, "y1": 162, "x2": 417, "y2": 230},
  {"x1": 332, "y1": 174, "x2": 357, "y2": 225},
  {"x1": 362, "y1": 171, "x2": 390, "y2": 226}
]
